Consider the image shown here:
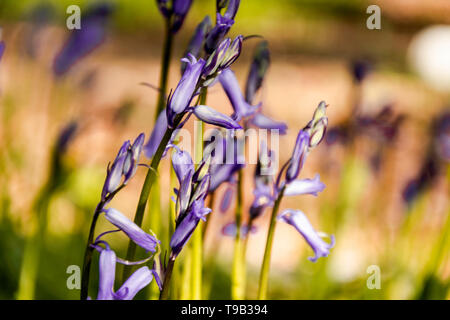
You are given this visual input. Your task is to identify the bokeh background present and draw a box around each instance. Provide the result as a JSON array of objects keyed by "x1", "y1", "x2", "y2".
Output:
[{"x1": 0, "y1": 0, "x2": 449, "y2": 299}]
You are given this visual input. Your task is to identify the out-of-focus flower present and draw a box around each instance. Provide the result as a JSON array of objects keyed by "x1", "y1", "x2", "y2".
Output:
[
  {"x1": 246, "y1": 41, "x2": 270, "y2": 104},
  {"x1": 53, "y1": 2, "x2": 113, "y2": 76},
  {"x1": 219, "y1": 68, "x2": 260, "y2": 121},
  {"x1": 283, "y1": 174, "x2": 326, "y2": 197},
  {"x1": 156, "y1": 0, "x2": 193, "y2": 33},
  {"x1": 249, "y1": 113, "x2": 287, "y2": 134},
  {"x1": 55, "y1": 121, "x2": 78, "y2": 155},
  {"x1": 0, "y1": 41, "x2": 5, "y2": 62},
  {"x1": 144, "y1": 110, "x2": 168, "y2": 158},
  {"x1": 167, "y1": 54, "x2": 205, "y2": 127},
  {"x1": 402, "y1": 110, "x2": 450, "y2": 204},
  {"x1": 207, "y1": 133, "x2": 244, "y2": 192},
  {"x1": 103, "y1": 208, "x2": 159, "y2": 253},
  {"x1": 181, "y1": 16, "x2": 212, "y2": 73},
  {"x1": 222, "y1": 222, "x2": 257, "y2": 238},
  {"x1": 278, "y1": 210, "x2": 335, "y2": 262},
  {"x1": 96, "y1": 246, "x2": 153, "y2": 300},
  {"x1": 351, "y1": 59, "x2": 371, "y2": 84}
]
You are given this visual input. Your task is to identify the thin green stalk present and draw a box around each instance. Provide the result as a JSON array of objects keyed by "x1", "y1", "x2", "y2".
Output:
[
  {"x1": 16, "y1": 191, "x2": 50, "y2": 300},
  {"x1": 148, "y1": 180, "x2": 161, "y2": 300},
  {"x1": 257, "y1": 186, "x2": 286, "y2": 300},
  {"x1": 231, "y1": 170, "x2": 245, "y2": 299},
  {"x1": 80, "y1": 185, "x2": 124, "y2": 300},
  {"x1": 155, "y1": 19, "x2": 174, "y2": 120},
  {"x1": 122, "y1": 117, "x2": 181, "y2": 281},
  {"x1": 191, "y1": 90, "x2": 206, "y2": 299}
]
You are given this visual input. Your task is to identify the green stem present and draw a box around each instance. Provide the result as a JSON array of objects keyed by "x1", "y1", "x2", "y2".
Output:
[
  {"x1": 231, "y1": 170, "x2": 245, "y2": 299},
  {"x1": 155, "y1": 19, "x2": 174, "y2": 120},
  {"x1": 16, "y1": 191, "x2": 51, "y2": 300},
  {"x1": 122, "y1": 117, "x2": 180, "y2": 281},
  {"x1": 80, "y1": 185, "x2": 124, "y2": 300},
  {"x1": 159, "y1": 255, "x2": 176, "y2": 300},
  {"x1": 257, "y1": 186, "x2": 286, "y2": 300},
  {"x1": 190, "y1": 89, "x2": 207, "y2": 299}
]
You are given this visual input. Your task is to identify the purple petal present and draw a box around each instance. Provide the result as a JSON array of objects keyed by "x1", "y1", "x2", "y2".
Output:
[
  {"x1": 144, "y1": 110, "x2": 168, "y2": 158},
  {"x1": 284, "y1": 174, "x2": 325, "y2": 197},
  {"x1": 285, "y1": 130, "x2": 309, "y2": 182},
  {"x1": 219, "y1": 68, "x2": 260, "y2": 121},
  {"x1": 104, "y1": 208, "x2": 159, "y2": 252},
  {"x1": 250, "y1": 113, "x2": 287, "y2": 134},
  {"x1": 123, "y1": 133, "x2": 145, "y2": 183},
  {"x1": 193, "y1": 105, "x2": 242, "y2": 129},
  {"x1": 167, "y1": 56, "x2": 205, "y2": 126},
  {"x1": 53, "y1": 4, "x2": 112, "y2": 76},
  {"x1": 221, "y1": 222, "x2": 257, "y2": 238},
  {"x1": 220, "y1": 186, "x2": 234, "y2": 213},
  {"x1": 113, "y1": 266, "x2": 153, "y2": 300},
  {"x1": 96, "y1": 248, "x2": 116, "y2": 300},
  {"x1": 101, "y1": 141, "x2": 130, "y2": 198},
  {"x1": 170, "y1": 200, "x2": 210, "y2": 257},
  {"x1": 278, "y1": 209, "x2": 334, "y2": 262},
  {"x1": 171, "y1": 148, "x2": 194, "y2": 183},
  {"x1": 0, "y1": 41, "x2": 5, "y2": 63}
]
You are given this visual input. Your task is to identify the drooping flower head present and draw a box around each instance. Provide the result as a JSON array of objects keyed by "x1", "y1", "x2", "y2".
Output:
[
  {"x1": 53, "y1": 2, "x2": 113, "y2": 76},
  {"x1": 103, "y1": 207, "x2": 160, "y2": 253},
  {"x1": 181, "y1": 16, "x2": 212, "y2": 73},
  {"x1": 246, "y1": 41, "x2": 270, "y2": 104},
  {"x1": 278, "y1": 210, "x2": 334, "y2": 262},
  {"x1": 96, "y1": 245, "x2": 154, "y2": 300}
]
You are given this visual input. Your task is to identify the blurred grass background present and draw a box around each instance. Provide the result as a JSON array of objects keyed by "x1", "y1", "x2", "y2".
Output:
[{"x1": 0, "y1": 0, "x2": 448, "y2": 299}]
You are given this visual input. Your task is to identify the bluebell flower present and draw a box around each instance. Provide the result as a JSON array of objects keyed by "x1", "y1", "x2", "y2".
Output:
[
  {"x1": 283, "y1": 174, "x2": 326, "y2": 197},
  {"x1": 220, "y1": 186, "x2": 234, "y2": 213},
  {"x1": 207, "y1": 134, "x2": 244, "y2": 192},
  {"x1": 101, "y1": 141, "x2": 130, "y2": 200},
  {"x1": 156, "y1": 0, "x2": 193, "y2": 33},
  {"x1": 277, "y1": 209, "x2": 334, "y2": 262},
  {"x1": 219, "y1": 68, "x2": 260, "y2": 121},
  {"x1": 169, "y1": 150, "x2": 212, "y2": 257},
  {"x1": 250, "y1": 147, "x2": 275, "y2": 219},
  {"x1": 123, "y1": 133, "x2": 145, "y2": 184},
  {"x1": 205, "y1": 13, "x2": 235, "y2": 54},
  {"x1": 96, "y1": 246, "x2": 153, "y2": 300},
  {"x1": 181, "y1": 16, "x2": 212, "y2": 73},
  {"x1": 193, "y1": 105, "x2": 242, "y2": 129},
  {"x1": 53, "y1": 2, "x2": 113, "y2": 76},
  {"x1": 285, "y1": 130, "x2": 310, "y2": 183},
  {"x1": 167, "y1": 54, "x2": 205, "y2": 127},
  {"x1": 245, "y1": 41, "x2": 270, "y2": 104},
  {"x1": 103, "y1": 208, "x2": 159, "y2": 252},
  {"x1": 144, "y1": 110, "x2": 168, "y2": 158},
  {"x1": 249, "y1": 113, "x2": 287, "y2": 134},
  {"x1": 222, "y1": 222, "x2": 257, "y2": 238},
  {"x1": 55, "y1": 121, "x2": 78, "y2": 155},
  {"x1": 170, "y1": 199, "x2": 211, "y2": 257},
  {"x1": 0, "y1": 40, "x2": 5, "y2": 62}
]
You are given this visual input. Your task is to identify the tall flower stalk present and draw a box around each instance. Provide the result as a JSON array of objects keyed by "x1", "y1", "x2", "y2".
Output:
[{"x1": 257, "y1": 101, "x2": 333, "y2": 299}]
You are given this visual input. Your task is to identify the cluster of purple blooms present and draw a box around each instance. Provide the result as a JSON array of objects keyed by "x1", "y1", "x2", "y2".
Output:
[{"x1": 82, "y1": 0, "x2": 333, "y2": 299}]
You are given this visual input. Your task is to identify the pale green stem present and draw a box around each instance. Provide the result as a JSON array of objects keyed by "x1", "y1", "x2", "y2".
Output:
[
  {"x1": 257, "y1": 186, "x2": 286, "y2": 300},
  {"x1": 231, "y1": 170, "x2": 245, "y2": 299}
]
